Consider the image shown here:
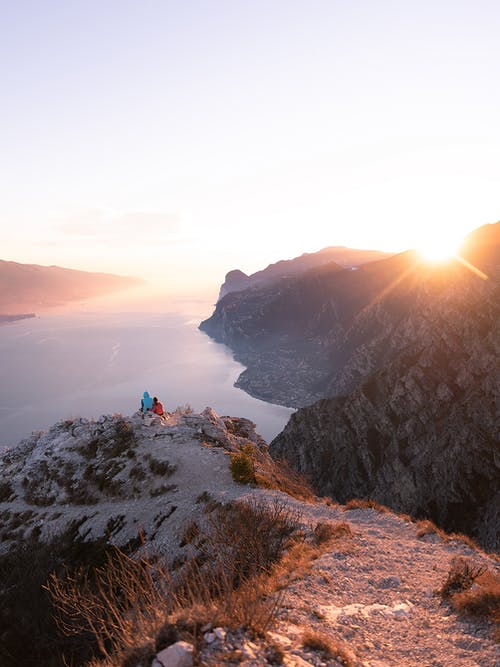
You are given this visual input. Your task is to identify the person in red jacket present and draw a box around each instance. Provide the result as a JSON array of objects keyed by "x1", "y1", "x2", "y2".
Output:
[{"x1": 152, "y1": 396, "x2": 165, "y2": 417}]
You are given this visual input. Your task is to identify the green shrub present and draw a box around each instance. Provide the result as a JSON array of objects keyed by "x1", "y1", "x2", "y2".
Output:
[{"x1": 230, "y1": 445, "x2": 256, "y2": 484}]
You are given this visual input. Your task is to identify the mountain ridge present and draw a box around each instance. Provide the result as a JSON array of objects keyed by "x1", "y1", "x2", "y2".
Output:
[
  {"x1": 0, "y1": 259, "x2": 143, "y2": 316},
  {"x1": 218, "y1": 245, "x2": 392, "y2": 300}
]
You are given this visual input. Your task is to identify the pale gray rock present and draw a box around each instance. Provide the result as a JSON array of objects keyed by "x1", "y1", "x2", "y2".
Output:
[{"x1": 156, "y1": 641, "x2": 194, "y2": 667}]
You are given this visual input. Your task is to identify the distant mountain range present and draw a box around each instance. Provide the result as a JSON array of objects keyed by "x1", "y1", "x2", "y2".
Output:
[
  {"x1": 0, "y1": 260, "x2": 142, "y2": 316},
  {"x1": 218, "y1": 245, "x2": 391, "y2": 300},
  {"x1": 200, "y1": 223, "x2": 500, "y2": 548}
]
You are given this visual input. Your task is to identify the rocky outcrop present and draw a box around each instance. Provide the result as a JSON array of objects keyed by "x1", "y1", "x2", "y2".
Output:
[
  {"x1": 216, "y1": 245, "x2": 391, "y2": 301},
  {"x1": 0, "y1": 408, "x2": 271, "y2": 555},
  {"x1": 218, "y1": 269, "x2": 251, "y2": 300}
]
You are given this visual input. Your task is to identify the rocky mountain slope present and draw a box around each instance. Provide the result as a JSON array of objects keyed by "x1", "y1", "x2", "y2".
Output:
[
  {"x1": 1, "y1": 410, "x2": 499, "y2": 666},
  {"x1": 201, "y1": 222, "x2": 500, "y2": 551},
  {"x1": 0, "y1": 259, "x2": 142, "y2": 316},
  {"x1": 218, "y1": 246, "x2": 391, "y2": 301},
  {"x1": 201, "y1": 223, "x2": 500, "y2": 410},
  {"x1": 269, "y1": 224, "x2": 499, "y2": 551}
]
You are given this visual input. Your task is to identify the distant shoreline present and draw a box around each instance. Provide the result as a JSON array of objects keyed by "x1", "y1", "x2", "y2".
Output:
[{"x1": 0, "y1": 313, "x2": 36, "y2": 324}]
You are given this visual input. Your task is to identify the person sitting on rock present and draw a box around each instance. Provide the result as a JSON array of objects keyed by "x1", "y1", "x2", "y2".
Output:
[
  {"x1": 152, "y1": 396, "x2": 165, "y2": 417},
  {"x1": 140, "y1": 391, "x2": 154, "y2": 415}
]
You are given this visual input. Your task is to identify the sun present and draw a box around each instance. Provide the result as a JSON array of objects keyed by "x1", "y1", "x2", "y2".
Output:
[{"x1": 416, "y1": 235, "x2": 460, "y2": 262}]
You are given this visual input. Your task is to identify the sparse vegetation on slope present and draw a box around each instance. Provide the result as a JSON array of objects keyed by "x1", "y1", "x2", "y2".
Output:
[{"x1": 48, "y1": 498, "x2": 300, "y2": 665}]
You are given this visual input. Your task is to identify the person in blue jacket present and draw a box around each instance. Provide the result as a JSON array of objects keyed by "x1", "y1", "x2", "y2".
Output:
[{"x1": 140, "y1": 391, "x2": 154, "y2": 415}]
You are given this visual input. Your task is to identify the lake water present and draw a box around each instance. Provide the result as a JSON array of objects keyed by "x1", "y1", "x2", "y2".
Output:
[{"x1": 0, "y1": 305, "x2": 294, "y2": 448}]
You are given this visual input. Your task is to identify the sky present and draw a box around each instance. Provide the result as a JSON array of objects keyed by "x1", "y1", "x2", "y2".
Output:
[{"x1": 1, "y1": 0, "x2": 499, "y2": 298}]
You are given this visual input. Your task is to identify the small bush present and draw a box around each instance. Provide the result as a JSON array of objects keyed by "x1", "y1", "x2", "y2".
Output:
[
  {"x1": 129, "y1": 463, "x2": 146, "y2": 481},
  {"x1": 230, "y1": 445, "x2": 256, "y2": 484},
  {"x1": 148, "y1": 457, "x2": 176, "y2": 477},
  {"x1": 49, "y1": 498, "x2": 300, "y2": 663},
  {"x1": 439, "y1": 557, "x2": 486, "y2": 599},
  {"x1": 254, "y1": 456, "x2": 314, "y2": 501},
  {"x1": 195, "y1": 491, "x2": 213, "y2": 504},
  {"x1": 439, "y1": 557, "x2": 500, "y2": 639},
  {"x1": 312, "y1": 521, "x2": 353, "y2": 545},
  {"x1": 302, "y1": 630, "x2": 355, "y2": 666},
  {"x1": 302, "y1": 629, "x2": 334, "y2": 655},
  {"x1": 451, "y1": 571, "x2": 500, "y2": 618}
]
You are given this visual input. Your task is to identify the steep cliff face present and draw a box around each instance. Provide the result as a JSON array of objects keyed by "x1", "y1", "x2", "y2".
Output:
[{"x1": 270, "y1": 224, "x2": 500, "y2": 550}]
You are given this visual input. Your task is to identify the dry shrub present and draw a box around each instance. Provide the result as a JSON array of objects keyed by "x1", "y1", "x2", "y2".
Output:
[
  {"x1": 312, "y1": 521, "x2": 353, "y2": 545},
  {"x1": 451, "y1": 570, "x2": 500, "y2": 618},
  {"x1": 202, "y1": 498, "x2": 299, "y2": 586},
  {"x1": 48, "y1": 498, "x2": 300, "y2": 663},
  {"x1": 302, "y1": 630, "x2": 355, "y2": 666},
  {"x1": 271, "y1": 540, "x2": 321, "y2": 590},
  {"x1": 439, "y1": 557, "x2": 486, "y2": 599},
  {"x1": 439, "y1": 558, "x2": 500, "y2": 639},
  {"x1": 47, "y1": 547, "x2": 171, "y2": 660},
  {"x1": 343, "y1": 498, "x2": 389, "y2": 513},
  {"x1": 302, "y1": 629, "x2": 334, "y2": 655},
  {"x1": 416, "y1": 519, "x2": 447, "y2": 540},
  {"x1": 451, "y1": 569, "x2": 500, "y2": 612}
]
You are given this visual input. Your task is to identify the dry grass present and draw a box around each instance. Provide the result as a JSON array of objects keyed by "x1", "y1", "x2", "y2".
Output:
[
  {"x1": 416, "y1": 519, "x2": 447, "y2": 540},
  {"x1": 312, "y1": 521, "x2": 353, "y2": 545},
  {"x1": 179, "y1": 520, "x2": 200, "y2": 547},
  {"x1": 302, "y1": 629, "x2": 355, "y2": 666},
  {"x1": 439, "y1": 557, "x2": 485, "y2": 599},
  {"x1": 48, "y1": 498, "x2": 300, "y2": 664},
  {"x1": 451, "y1": 570, "x2": 500, "y2": 618},
  {"x1": 417, "y1": 521, "x2": 484, "y2": 555},
  {"x1": 439, "y1": 557, "x2": 500, "y2": 640},
  {"x1": 448, "y1": 532, "x2": 482, "y2": 551},
  {"x1": 343, "y1": 498, "x2": 390, "y2": 513}
]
